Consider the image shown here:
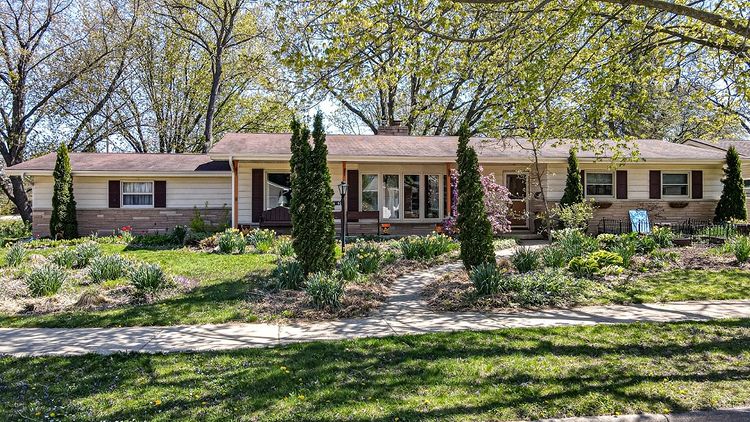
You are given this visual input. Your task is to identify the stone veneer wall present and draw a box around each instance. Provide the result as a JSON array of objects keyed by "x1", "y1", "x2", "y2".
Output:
[{"x1": 32, "y1": 208, "x2": 229, "y2": 237}]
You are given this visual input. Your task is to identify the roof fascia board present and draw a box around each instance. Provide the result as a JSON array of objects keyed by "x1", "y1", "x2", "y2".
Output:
[{"x1": 5, "y1": 170, "x2": 231, "y2": 177}]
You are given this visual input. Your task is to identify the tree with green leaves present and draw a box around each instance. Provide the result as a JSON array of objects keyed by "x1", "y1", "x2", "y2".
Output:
[
  {"x1": 289, "y1": 112, "x2": 336, "y2": 275},
  {"x1": 50, "y1": 144, "x2": 78, "y2": 239},
  {"x1": 560, "y1": 149, "x2": 584, "y2": 207},
  {"x1": 715, "y1": 146, "x2": 747, "y2": 223},
  {"x1": 456, "y1": 122, "x2": 495, "y2": 270}
]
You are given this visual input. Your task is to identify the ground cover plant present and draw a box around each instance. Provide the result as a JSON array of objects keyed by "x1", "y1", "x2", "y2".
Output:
[{"x1": 1, "y1": 319, "x2": 749, "y2": 421}]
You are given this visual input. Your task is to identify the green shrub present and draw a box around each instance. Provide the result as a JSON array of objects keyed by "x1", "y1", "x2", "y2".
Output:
[
  {"x1": 131, "y1": 233, "x2": 175, "y2": 247},
  {"x1": 0, "y1": 219, "x2": 30, "y2": 242},
  {"x1": 612, "y1": 242, "x2": 636, "y2": 267},
  {"x1": 74, "y1": 241, "x2": 101, "y2": 267},
  {"x1": 247, "y1": 229, "x2": 276, "y2": 253},
  {"x1": 731, "y1": 235, "x2": 750, "y2": 263},
  {"x1": 540, "y1": 245, "x2": 567, "y2": 268},
  {"x1": 5, "y1": 242, "x2": 25, "y2": 267},
  {"x1": 400, "y1": 233, "x2": 456, "y2": 261},
  {"x1": 275, "y1": 236, "x2": 295, "y2": 257},
  {"x1": 306, "y1": 272, "x2": 344, "y2": 310},
  {"x1": 552, "y1": 228, "x2": 597, "y2": 261},
  {"x1": 171, "y1": 225, "x2": 188, "y2": 244},
  {"x1": 51, "y1": 248, "x2": 78, "y2": 269},
  {"x1": 567, "y1": 256, "x2": 599, "y2": 278},
  {"x1": 470, "y1": 262, "x2": 504, "y2": 296},
  {"x1": 217, "y1": 229, "x2": 245, "y2": 254},
  {"x1": 339, "y1": 257, "x2": 359, "y2": 281},
  {"x1": 272, "y1": 259, "x2": 306, "y2": 290},
  {"x1": 554, "y1": 201, "x2": 595, "y2": 230},
  {"x1": 509, "y1": 268, "x2": 584, "y2": 306},
  {"x1": 649, "y1": 226, "x2": 674, "y2": 248},
  {"x1": 596, "y1": 233, "x2": 617, "y2": 249},
  {"x1": 25, "y1": 264, "x2": 67, "y2": 297},
  {"x1": 89, "y1": 254, "x2": 128, "y2": 283},
  {"x1": 588, "y1": 250, "x2": 624, "y2": 267},
  {"x1": 345, "y1": 241, "x2": 385, "y2": 274},
  {"x1": 511, "y1": 247, "x2": 540, "y2": 273},
  {"x1": 129, "y1": 263, "x2": 169, "y2": 293}
]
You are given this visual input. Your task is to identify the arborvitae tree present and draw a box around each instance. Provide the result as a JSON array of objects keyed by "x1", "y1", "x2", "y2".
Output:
[
  {"x1": 289, "y1": 112, "x2": 336, "y2": 275},
  {"x1": 560, "y1": 148, "x2": 584, "y2": 206},
  {"x1": 50, "y1": 143, "x2": 78, "y2": 239},
  {"x1": 455, "y1": 122, "x2": 495, "y2": 270},
  {"x1": 715, "y1": 146, "x2": 747, "y2": 223}
]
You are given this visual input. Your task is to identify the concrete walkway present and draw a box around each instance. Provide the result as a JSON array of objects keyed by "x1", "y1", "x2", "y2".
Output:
[
  {"x1": 534, "y1": 407, "x2": 750, "y2": 422},
  {"x1": 2, "y1": 244, "x2": 750, "y2": 357}
]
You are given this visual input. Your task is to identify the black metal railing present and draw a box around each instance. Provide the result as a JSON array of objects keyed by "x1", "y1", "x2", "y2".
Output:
[{"x1": 597, "y1": 217, "x2": 737, "y2": 239}]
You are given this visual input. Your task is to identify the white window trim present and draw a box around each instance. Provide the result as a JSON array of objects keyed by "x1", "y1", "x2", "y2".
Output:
[
  {"x1": 121, "y1": 181, "x2": 154, "y2": 209},
  {"x1": 359, "y1": 171, "x2": 444, "y2": 222},
  {"x1": 662, "y1": 171, "x2": 690, "y2": 198},
  {"x1": 585, "y1": 172, "x2": 615, "y2": 198}
]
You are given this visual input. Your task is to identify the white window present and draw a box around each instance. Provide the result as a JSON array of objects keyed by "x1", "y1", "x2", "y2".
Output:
[
  {"x1": 382, "y1": 174, "x2": 400, "y2": 219},
  {"x1": 361, "y1": 174, "x2": 378, "y2": 212},
  {"x1": 404, "y1": 175, "x2": 420, "y2": 219},
  {"x1": 586, "y1": 172, "x2": 613, "y2": 197},
  {"x1": 122, "y1": 182, "x2": 153, "y2": 207},
  {"x1": 662, "y1": 173, "x2": 689, "y2": 197},
  {"x1": 425, "y1": 175, "x2": 440, "y2": 218},
  {"x1": 266, "y1": 173, "x2": 291, "y2": 209}
]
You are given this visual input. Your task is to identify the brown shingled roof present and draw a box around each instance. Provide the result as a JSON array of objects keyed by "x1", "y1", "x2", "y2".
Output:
[
  {"x1": 683, "y1": 139, "x2": 750, "y2": 157},
  {"x1": 6, "y1": 153, "x2": 230, "y2": 174},
  {"x1": 210, "y1": 133, "x2": 727, "y2": 162}
]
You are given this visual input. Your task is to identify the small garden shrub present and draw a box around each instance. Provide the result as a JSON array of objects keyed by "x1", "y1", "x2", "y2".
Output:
[
  {"x1": 131, "y1": 233, "x2": 175, "y2": 247},
  {"x1": 217, "y1": 229, "x2": 245, "y2": 254},
  {"x1": 5, "y1": 243, "x2": 25, "y2": 267},
  {"x1": 25, "y1": 264, "x2": 67, "y2": 297},
  {"x1": 339, "y1": 257, "x2": 359, "y2": 281},
  {"x1": 74, "y1": 241, "x2": 101, "y2": 267},
  {"x1": 470, "y1": 262, "x2": 503, "y2": 295},
  {"x1": 552, "y1": 228, "x2": 598, "y2": 261},
  {"x1": 306, "y1": 272, "x2": 344, "y2": 310},
  {"x1": 730, "y1": 235, "x2": 750, "y2": 263},
  {"x1": 540, "y1": 245, "x2": 566, "y2": 268},
  {"x1": 612, "y1": 242, "x2": 636, "y2": 267},
  {"x1": 509, "y1": 268, "x2": 584, "y2": 306},
  {"x1": 0, "y1": 219, "x2": 30, "y2": 243},
  {"x1": 272, "y1": 259, "x2": 306, "y2": 290},
  {"x1": 247, "y1": 229, "x2": 276, "y2": 253},
  {"x1": 400, "y1": 233, "x2": 456, "y2": 261},
  {"x1": 89, "y1": 254, "x2": 128, "y2": 283},
  {"x1": 51, "y1": 248, "x2": 78, "y2": 269},
  {"x1": 567, "y1": 256, "x2": 599, "y2": 278},
  {"x1": 554, "y1": 201, "x2": 595, "y2": 229},
  {"x1": 588, "y1": 250, "x2": 624, "y2": 268},
  {"x1": 511, "y1": 247, "x2": 540, "y2": 273},
  {"x1": 649, "y1": 226, "x2": 674, "y2": 248},
  {"x1": 129, "y1": 263, "x2": 169, "y2": 293},
  {"x1": 171, "y1": 225, "x2": 188, "y2": 244},
  {"x1": 275, "y1": 235, "x2": 295, "y2": 257},
  {"x1": 345, "y1": 241, "x2": 387, "y2": 274},
  {"x1": 596, "y1": 233, "x2": 617, "y2": 249}
]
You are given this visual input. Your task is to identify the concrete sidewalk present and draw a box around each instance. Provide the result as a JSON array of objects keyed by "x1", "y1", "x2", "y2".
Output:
[{"x1": 534, "y1": 406, "x2": 750, "y2": 421}]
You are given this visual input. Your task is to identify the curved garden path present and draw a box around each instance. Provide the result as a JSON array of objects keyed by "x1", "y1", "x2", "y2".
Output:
[{"x1": 2, "y1": 243, "x2": 750, "y2": 357}]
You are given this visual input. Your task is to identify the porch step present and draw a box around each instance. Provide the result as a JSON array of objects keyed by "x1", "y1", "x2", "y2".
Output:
[{"x1": 507, "y1": 230, "x2": 544, "y2": 240}]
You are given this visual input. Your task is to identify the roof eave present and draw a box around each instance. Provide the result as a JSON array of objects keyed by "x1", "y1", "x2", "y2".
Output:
[{"x1": 5, "y1": 170, "x2": 231, "y2": 177}]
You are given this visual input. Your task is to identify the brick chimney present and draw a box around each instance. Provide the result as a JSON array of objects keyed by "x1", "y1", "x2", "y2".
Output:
[{"x1": 377, "y1": 120, "x2": 409, "y2": 136}]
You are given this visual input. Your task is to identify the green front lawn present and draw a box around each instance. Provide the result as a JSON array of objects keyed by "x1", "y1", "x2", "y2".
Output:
[
  {"x1": 2, "y1": 319, "x2": 749, "y2": 421},
  {"x1": 597, "y1": 269, "x2": 750, "y2": 304},
  {"x1": 0, "y1": 244, "x2": 275, "y2": 328}
]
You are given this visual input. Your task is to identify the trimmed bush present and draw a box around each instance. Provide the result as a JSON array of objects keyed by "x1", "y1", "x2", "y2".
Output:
[
  {"x1": 50, "y1": 143, "x2": 78, "y2": 239},
  {"x1": 511, "y1": 247, "x2": 540, "y2": 273},
  {"x1": 306, "y1": 272, "x2": 344, "y2": 310},
  {"x1": 218, "y1": 229, "x2": 245, "y2": 254},
  {"x1": 731, "y1": 235, "x2": 750, "y2": 263},
  {"x1": 540, "y1": 245, "x2": 566, "y2": 268},
  {"x1": 74, "y1": 241, "x2": 101, "y2": 267},
  {"x1": 247, "y1": 229, "x2": 276, "y2": 253},
  {"x1": 51, "y1": 248, "x2": 78, "y2": 269},
  {"x1": 26, "y1": 264, "x2": 67, "y2": 297},
  {"x1": 274, "y1": 236, "x2": 295, "y2": 257},
  {"x1": 5, "y1": 243, "x2": 25, "y2": 267},
  {"x1": 89, "y1": 254, "x2": 128, "y2": 283},
  {"x1": 129, "y1": 263, "x2": 169, "y2": 293},
  {"x1": 560, "y1": 148, "x2": 583, "y2": 207},
  {"x1": 715, "y1": 146, "x2": 747, "y2": 222},
  {"x1": 272, "y1": 259, "x2": 306, "y2": 290},
  {"x1": 339, "y1": 257, "x2": 359, "y2": 281},
  {"x1": 470, "y1": 262, "x2": 503, "y2": 296},
  {"x1": 400, "y1": 233, "x2": 456, "y2": 261}
]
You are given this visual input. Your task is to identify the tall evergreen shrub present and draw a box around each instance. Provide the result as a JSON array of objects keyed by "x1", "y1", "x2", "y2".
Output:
[
  {"x1": 50, "y1": 143, "x2": 78, "y2": 239},
  {"x1": 560, "y1": 148, "x2": 584, "y2": 206},
  {"x1": 455, "y1": 123, "x2": 494, "y2": 270},
  {"x1": 715, "y1": 146, "x2": 747, "y2": 222}
]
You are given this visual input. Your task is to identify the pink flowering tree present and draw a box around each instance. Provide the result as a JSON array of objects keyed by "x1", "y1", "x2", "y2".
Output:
[{"x1": 443, "y1": 167, "x2": 512, "y2": 235}]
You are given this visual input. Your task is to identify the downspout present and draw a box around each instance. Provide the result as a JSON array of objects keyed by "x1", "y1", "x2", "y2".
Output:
[{"x1": 228, "y1": 156, "x2": 236, "y2": 229}]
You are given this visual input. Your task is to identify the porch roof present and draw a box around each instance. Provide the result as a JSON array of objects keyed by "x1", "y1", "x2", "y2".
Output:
[{"x1": 210, "y1": 133, "x2": 727, "y2": 163}]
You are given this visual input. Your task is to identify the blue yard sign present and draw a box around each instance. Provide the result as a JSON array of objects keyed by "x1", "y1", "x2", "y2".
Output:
[{"x1": 629, "y1": 209, "x2": 650, "y2": 234}]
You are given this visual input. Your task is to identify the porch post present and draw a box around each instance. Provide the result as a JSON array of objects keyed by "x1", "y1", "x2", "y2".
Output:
[{"x1": 232, "y1": 159, "x2": 239, "y2": 228}]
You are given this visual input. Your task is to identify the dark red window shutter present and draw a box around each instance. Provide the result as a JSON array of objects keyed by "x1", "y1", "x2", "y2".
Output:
[
  {"x1": 251, "y1": 169, "x2": 264, "y2": 223},
  {"x1": 108, "y1": 180, "x2": 120, "y2": 208},
  {"x1": 692, "y1": 170, "x2": 703, "y2": 199},
  {"x1": 649, "y1": 170, "x2": 661, "y2": 199},
  {"x1": 347, "y1": 170, "x2": 359, "y2": 213},
  {"x1": 154, "y1": 181, "x2": 167, "y2": 208},
  {"x1": 616, "y1": 170, "x2": 628, "y2": 199},
  {"x1": 580, "y1": 170, "x2": 585, "y2": 197}
]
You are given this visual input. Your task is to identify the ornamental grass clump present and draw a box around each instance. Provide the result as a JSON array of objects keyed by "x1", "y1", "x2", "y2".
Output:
[
  {"x1": 306, "y1": 272, "x2": 344, "y2": 311},
  {"x1": 74, "y1": 241, "x2": 101, "y2": 267},
  {"x1": 5, "y1": 242, "x2": 25, "y2": 267},
  {"x1": 218, "y1": 229, "x2": 245, "y2": 254},
  {"x1": 89, "y1": 254, "x2": 128, "y2": 283},
  {"x1": 510, "y1": 247, "x2": 540, "y2": 273},
  {"x1": 129, "y1": 263, "x2": 169, "y2": 293},
  {"x1": 731, "y1": 235, "x2": 750, "y2": 263},
  {"x1": 25, "y1": 264, "x2": 67, "y2": 297},
  {"x1": 272, "y1": 258, "x2": 306, "y2": 290},
  {"x1": 470, "y1": 262, "x2": 504, "y2": 296},
  {"x1": 51, "y1": 247, "x2": 78, "y2": 269},
  {"x1": 400, "y1": 233, "x2": 456, "y2": 261}
]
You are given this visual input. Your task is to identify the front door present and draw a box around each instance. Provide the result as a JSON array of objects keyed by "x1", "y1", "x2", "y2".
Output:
[{"x1": 505, "y1": 173, "x2": 528, "y2": 228}]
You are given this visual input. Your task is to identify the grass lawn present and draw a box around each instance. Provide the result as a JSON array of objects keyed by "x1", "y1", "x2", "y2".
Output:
[
  {"x1": 1, "y1": 319, "x2": 749, "y2": 421},
  {"x1": 597, "y1": 269, "x2": 750, "y2": 304},
  {"x1": 0, "y1": 244, "x2": 276, "y2": 328}
]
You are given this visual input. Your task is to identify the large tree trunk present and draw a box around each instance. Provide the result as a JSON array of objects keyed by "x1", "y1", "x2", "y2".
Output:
[
  {"x1": 203, "y1": 53, "x2": 223, "y2": 153},
  {"x1": 9, "y1": 176, "x2": 32, "y2": 223}
]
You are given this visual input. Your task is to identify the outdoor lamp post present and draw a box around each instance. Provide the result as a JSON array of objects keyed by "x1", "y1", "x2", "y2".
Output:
[{"x1": 338, "y1": 181, "x2": 348, "y2": 250}]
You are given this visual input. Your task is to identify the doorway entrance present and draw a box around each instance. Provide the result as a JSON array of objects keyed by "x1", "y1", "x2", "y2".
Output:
[{"x1": 505, "y1": 173, "x2": 528, "y2": 228}]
